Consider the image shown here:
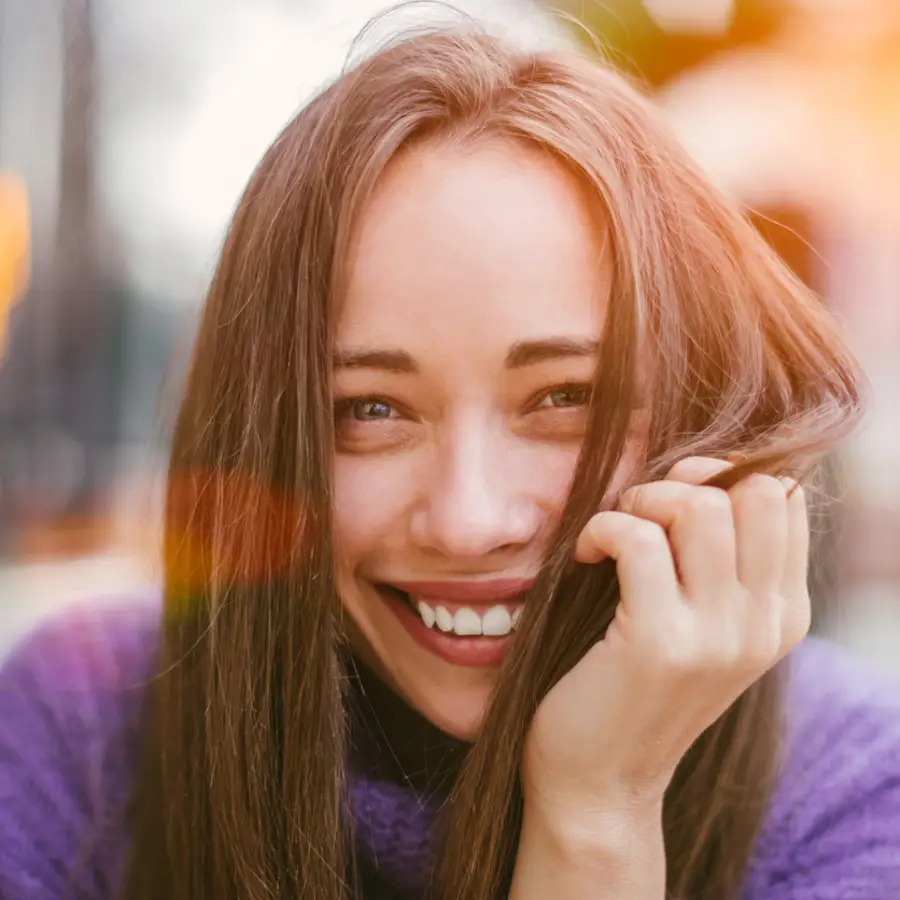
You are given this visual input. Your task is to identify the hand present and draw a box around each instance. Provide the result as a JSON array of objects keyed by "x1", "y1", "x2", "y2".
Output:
[{"x1": 521, "y1": 456, "x2": 811, "y2": 834}]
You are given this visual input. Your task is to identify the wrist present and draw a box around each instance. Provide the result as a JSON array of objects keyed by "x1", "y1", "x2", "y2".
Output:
[
  {"x1": 521, "y1": 794, "x2": 665, "y2": 865},
  {"x1": 512, "y1": 798, "x2": 666, "y2": 899}
]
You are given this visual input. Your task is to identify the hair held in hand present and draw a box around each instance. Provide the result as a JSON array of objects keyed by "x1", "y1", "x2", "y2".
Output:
[{"x1": 119, "y1": 25, "x2": 866, "y2": 900}]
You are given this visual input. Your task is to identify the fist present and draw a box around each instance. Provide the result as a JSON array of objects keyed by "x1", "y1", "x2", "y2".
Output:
[{"x1": 522, "y1": 456, "x2": 811, "y2": 825}]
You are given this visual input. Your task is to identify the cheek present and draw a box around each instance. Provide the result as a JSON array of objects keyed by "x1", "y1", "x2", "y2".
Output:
[
  {"x1": 617, "y1": 429, "x2": 649, "y2": 482},
  {"x1": 599, "y1": 433, "x2": 648, "y2": 504},
  {"x1": 527, "y1": 433, "x2": 646, "y2": 515},
  {"x1": 525, "y1": 443, "x2": 582, "y2": 512},
  {"x1": 332, "y1": 455, "x2": 413, "y2": 563}
]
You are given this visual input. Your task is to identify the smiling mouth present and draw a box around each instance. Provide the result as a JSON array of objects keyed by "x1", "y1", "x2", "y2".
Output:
[{"x1": 378, "y1": 585, "x2": 524, "y2": 637}]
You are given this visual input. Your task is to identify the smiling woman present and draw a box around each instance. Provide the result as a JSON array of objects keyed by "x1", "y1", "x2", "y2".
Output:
[{"x1": 1, "y1": 21, "x2": 899, "y2": 900}]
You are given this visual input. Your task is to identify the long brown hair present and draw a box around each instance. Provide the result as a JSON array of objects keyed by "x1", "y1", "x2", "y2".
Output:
[{"x1": 119, "y1": 25, "x2": 866, "y2": 900}]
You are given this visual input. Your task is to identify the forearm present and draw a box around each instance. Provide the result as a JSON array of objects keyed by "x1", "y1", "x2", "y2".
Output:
[{"x1": 509, "y1": 802, "x2": 666, "y2": 900}]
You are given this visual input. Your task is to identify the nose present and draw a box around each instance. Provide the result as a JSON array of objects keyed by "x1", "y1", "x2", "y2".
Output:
[{"x1": 410, "y1": 427, "x2": 541, "y2": 560}]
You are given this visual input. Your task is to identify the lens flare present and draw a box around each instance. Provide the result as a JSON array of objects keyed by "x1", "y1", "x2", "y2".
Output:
[{"x1": 163, "y1": 468, "x2": 310, "y2": 615}]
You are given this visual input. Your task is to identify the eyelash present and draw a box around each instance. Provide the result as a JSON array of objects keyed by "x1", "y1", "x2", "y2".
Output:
[
  {"x1": 335, "y1": 397, "x2": 402, "y2": 423},
  {"x1": 334, "y1": 381, "x2": 593, "y2": 423},
  {"x1": 530, "y1": 380, "x2": 593, "y2": 411}
]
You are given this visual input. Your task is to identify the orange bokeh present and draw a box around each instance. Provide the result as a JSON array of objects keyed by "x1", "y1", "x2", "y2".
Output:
[
  {"x1": 164, "y1": 468, "x2": 312, "y2": 605},
  {"x1": 0, "y1": 172, "x2": 30, "y2": 357}
]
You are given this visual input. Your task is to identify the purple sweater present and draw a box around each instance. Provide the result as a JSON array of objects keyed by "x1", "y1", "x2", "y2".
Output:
[{"x1": 1, "y1": 597, "x2": 899, "y2": 899}]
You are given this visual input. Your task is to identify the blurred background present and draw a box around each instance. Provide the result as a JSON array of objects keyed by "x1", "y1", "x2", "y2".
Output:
[{"x1": 1, "y1": 0, "x2": 899, "y2": 669}]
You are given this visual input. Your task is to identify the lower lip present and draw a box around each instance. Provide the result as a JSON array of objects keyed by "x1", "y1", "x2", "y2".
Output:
[{"x1": 377, "y1": 586, "x2": 514, "y2": 668}]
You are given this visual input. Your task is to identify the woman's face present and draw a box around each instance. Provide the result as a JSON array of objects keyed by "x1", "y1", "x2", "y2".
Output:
[{"x1": 334, "y1": 138, "x2": 626, "y2": 739}]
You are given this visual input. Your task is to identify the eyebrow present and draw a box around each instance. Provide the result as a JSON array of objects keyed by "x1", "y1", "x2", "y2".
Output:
[
  {"x1": 333, "y1": 336, "x2": 600, "y2": 374},
  {"x1": 504, "y1": 337, "x2": 599, "y2": 368},
  {"x1": 333, "y1": 348, "x2": 418, "y2": 373}
]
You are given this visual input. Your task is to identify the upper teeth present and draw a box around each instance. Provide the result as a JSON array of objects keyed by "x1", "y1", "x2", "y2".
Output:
[{"x1": 415, "y1": 600, "x2": 523, "y2": 636}]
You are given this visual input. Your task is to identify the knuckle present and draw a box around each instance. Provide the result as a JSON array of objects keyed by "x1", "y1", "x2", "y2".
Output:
[
  {"x1": 667, "y1": 456, "x2": 708, "y2": 482},
  {"x1": 585, "y1": 511, "x2": 618, "y2": 543},
  {"x1": 746, "y1": 595, "x2": 810, "y2": 665},
  {"x1": 782, "y1": 602, "x2": 812, "y2": 648},
  {"x1": 683, "y1": 486, "x2": 731, "y2": 520},
  {"x1": 743, "y1": 474, "x2": 788, "y2": 508},
  {"x1": 617, "y1": 484, "x2": 643, "y2": 513},
  {"x1": 626, "y1": 520, "x2": 667, "y2": 554},
  {"x1": 666, "y1": 457, "x2": 696, "y2": 481},
  {"x1": 667, "y1": 456, "x2": 733, "y2": 484},
  {"x1": 586, "y1": 512, "x2": 607, "y2": 538}
]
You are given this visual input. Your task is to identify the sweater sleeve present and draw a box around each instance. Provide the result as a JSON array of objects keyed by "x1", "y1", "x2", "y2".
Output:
[
  {"x1": 743, "y1": 638, "x2": 900, "y2": 900},
  {"x1": 0, "y1": 598, "x2": 159, "y2": 900}
]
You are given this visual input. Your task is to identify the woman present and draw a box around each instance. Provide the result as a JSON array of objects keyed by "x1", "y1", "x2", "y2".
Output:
[{"x1": 1, "y1": 26, "x2": 898, "y2": 900}]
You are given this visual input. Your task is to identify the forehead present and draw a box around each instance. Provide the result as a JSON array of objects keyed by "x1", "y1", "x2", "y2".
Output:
[{"x1": 339, "y1": 138, "x2": 610, "y2": 352}]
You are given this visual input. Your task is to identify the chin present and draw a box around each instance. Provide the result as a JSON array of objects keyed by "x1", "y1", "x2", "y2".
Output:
[
  {"x1": 401, "y1": 670, "x2": 495, "y2": 741},
  {"x1": 341, "y1": 597, "x2": 500, "y2": 741},
  {"x1": 364, "y1": 630, "x2": 499, "y2": 741}
]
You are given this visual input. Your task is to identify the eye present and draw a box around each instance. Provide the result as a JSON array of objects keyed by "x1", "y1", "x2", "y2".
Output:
[
  {"x1": 535, "y1": 383, "x2": 592, "y2": 410},
  {"x1": 339, "y1": 398, "x2": 399, "y2": 421}
]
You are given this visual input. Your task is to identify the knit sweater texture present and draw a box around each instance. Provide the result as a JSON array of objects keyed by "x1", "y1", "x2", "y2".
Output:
[{"x1": 1, "y1": 596, "x2": 899, "y2": 899}]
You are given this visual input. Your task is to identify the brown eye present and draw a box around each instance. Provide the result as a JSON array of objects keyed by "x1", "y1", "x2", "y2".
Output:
[
  {"x1": 333, "y1": 394, "x2": 416, "y2": 454},
  {"x1": 538, "y1": 384, "x2": 592, "y2": 409},
  {"x1": 345, "y1": 399, "x2": 397, "y2": 421}
]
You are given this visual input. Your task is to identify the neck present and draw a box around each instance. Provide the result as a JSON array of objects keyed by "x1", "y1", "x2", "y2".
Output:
[{"x1": 345, "y1": 653, "x2": 469, "y2": 792}]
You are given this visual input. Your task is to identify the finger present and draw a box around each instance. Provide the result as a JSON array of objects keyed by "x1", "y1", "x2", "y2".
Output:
[
  {"x1": 665, "y1": 456, "x2": 733, "y2": 487},
  {"x1": 574, "y1": 510, "x2": 680, "y2": 618},
  {"x1": 728, "y1": 474, "x2": 788, "y2": 597},
  {"x1": 780, "y1": 479, "x2": 809, "y2": 596},
  {"x1": 618, "y1": 481, "x2": 736, "y2": 600},
  {"x1": 780, "y1": 478, "x2": 812, "y2": 647}
]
